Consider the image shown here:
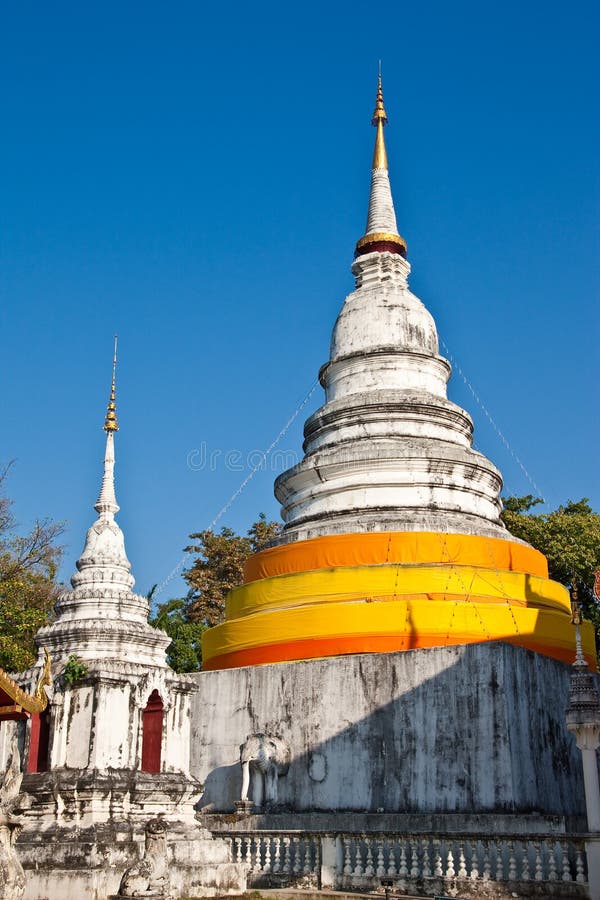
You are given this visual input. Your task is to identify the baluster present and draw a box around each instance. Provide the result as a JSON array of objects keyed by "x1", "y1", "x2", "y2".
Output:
[
  {"x1": 263, "y1": 837, "x2": 272, "y2": 874},
  {"x1": 576, "y1": 846, "x2": 586, "y2": 883},
  {"x1": 365, "y1": 839, "x2": 374, "y2": 876},
  {"x1": 410, "y1": 839, "x2": 419, "y2": 878},
  {"x1": 508, "y1": 841, "x2": 517, "y2": 881},
  {"x1": 235, "y1": 837, "x2": 243, "y2": 865},
  {"x1": 494, "y1": 842, "x2": 505, "y2": 880},
  {"x1": 421, "y1": 839, "x2": 431, "y2": 878},
  {"x1": 445, "y1": 849, "x2": 455, "y2": 878},
  {"x1": 561, "y1": 841, "x2": 572, "y2": 882},
  {"x1": 521, "y1": 841, "x2": 530, "y2": 881},
  {"x1": 469, "y1": 841, "x2": 479, "y2": 880},
  {"x1": 313, "y1": 836, "x2": 320, "y2": 875},
  {"x1": 244, "y1": 838, "x2": 252, "y2": 868},
  {"x1": 457, "y1": 845, "x2": 467, "y2": 879},
  {"x1": 433, "y1": 839, "x2": 443, "y2": 878},
  {"x1": 398, "y1": 840, "x2": 408, "y2": 878},
  {"x1": 376, "y1": 841, "x2": 386, "y2": 877},
  {"x1": 272, "y1": 836, "x2": 281, "y2": 873},
  {"x1": 482, "y1": 841, "x2": 491, "y2": 881},
  {"x1": 387, "y1": 843, "x2": 397, "y2": 877},
  {"x1": 353, "y1": 837, "x2": 363, "y2": 876},
  {"x1": 254, "y1": 837, "x2": 263, "y2": 873},
  {"x1": 283, "y1": 836, "x2": 292, "y2": 875},
  {"x1": 343, "y1": 838, "x2": 352, "y2": 876},
  {"x1": 534, "y1": 842, "x2": 543, "y2": 881},
  {"x1": 548, "y1": 841, "x2": 558, "y2": 881},
  {"x1": 292, "y1": 836, "x2": 301, "y2": 875},
  {"x1": 303, "y1": 838, "x2": 312, "y2": 875}
]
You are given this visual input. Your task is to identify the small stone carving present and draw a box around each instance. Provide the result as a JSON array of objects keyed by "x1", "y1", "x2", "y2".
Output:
[
  {"x1": 308, "y1": 751, "x2": 327, "y2": 783},
  {"x1": 118, "y1": 819, "x2": 170, "y2": 898},
  {"x1": 239, "y1": 733, "x2": 290, "y2": 808},
  {"x1": 0, "y1": 734, "x2": 26, "y2": 900}
]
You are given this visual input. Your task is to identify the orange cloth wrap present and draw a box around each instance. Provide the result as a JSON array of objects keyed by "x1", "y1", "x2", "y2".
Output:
[
  {"x1": 243, "y1": 532, "x2": 548, "y2": 583},
  {"x1": 203, "y1": 598, "x2": 597, "y2": 671},
  {"x1": 201, "y1": 531, "x2": 596, "y2": 672},
  {"x1": 227, "y1": 564, "x2": 569, "y2": 620}
]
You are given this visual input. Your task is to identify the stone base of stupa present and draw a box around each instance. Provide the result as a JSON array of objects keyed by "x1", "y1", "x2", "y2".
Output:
[
  {"x1": 15, "y1": 770, "x2": 247, "y2": 900},
  {"x1": 191, "y1": 643, "x2": 587, "y2": 820}
]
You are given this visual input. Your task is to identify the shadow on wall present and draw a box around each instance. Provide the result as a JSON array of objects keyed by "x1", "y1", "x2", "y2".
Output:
[
  {"x1": 201, "y1": 762, "x2": 242, "y2": 811},
  {"x1": 191, "y1": 642, "x2": 588, "y2": 819}
]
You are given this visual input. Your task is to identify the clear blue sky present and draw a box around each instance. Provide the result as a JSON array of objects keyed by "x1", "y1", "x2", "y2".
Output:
[{"x1": 1, "y1": 1, "x2": 598, "y2": 601}]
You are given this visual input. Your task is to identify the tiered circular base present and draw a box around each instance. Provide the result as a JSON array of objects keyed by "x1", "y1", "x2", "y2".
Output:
[{"x1": 201, "y1": 532, "x2": 596, "y2": 671}]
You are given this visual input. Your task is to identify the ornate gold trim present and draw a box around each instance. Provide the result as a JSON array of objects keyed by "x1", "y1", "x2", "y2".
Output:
[
  {"x1": 104, "y1": 335, "x2": 119, "y2": 432},
  {"x1": 355, "y1": 231, "x2": 407, "y2": 253},
  {"x1": 0, "y1": 648, "x2": 52, "y2": 715}
]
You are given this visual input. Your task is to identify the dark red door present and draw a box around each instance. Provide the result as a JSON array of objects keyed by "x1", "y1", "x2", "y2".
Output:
[
  {"x1": 27, "y1": 710, "x2": 50, "y2": 773},
  {"x1": 141, "y1": 690, "x2": 163, "y2": 773}
]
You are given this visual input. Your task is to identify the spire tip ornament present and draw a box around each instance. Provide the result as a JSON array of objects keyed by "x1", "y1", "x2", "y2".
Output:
[
  {"x1": 371, "y1": 71, "x2": 388, "y2": 169},
  {"x1": 104, "y1": 335, "x2": 119, "y2": 433}
]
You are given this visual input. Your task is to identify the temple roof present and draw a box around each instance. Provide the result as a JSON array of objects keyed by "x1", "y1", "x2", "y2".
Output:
[{"x1": 0, "y1": 649, "x2": 51, "y2": 720}]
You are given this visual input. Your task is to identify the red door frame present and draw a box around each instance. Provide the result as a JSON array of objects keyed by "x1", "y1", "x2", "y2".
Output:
[
  {"x1": 141, "y1": 690, "x2": 163, "y2": 773},
  {"x1": 27, "y1": 709, "x2": 51, "y2": 773}
]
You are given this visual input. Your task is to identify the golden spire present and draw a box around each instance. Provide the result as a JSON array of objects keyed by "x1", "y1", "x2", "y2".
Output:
[
  {"x1": 371, "y1": 67, "x2": 388, "y2": 170},
  {"x1": 354, "y1": 67, "x2": 407, "y2": 259},
  {"x1": 104, "y1": 335, "x2": 119, "y2": 432}
]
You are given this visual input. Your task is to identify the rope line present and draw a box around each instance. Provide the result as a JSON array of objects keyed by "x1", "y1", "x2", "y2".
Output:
[
  {"x1": 440, "y1": 337, "x2": 545, "y2": 501},
  {"x1": 154, "y1": 380, "x2": 320, "y2": 597}
]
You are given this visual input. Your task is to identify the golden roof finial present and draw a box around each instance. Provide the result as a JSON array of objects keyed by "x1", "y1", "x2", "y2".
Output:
[
  {"x1": 570, "y1": 578, "x2": 582, "y2": 625},
  {"x1": 104, "y1": 335, "x2": 119, "y2": 432},
  {"x1": 371, "y1": 65, "x2": 388, "y2": 169}
]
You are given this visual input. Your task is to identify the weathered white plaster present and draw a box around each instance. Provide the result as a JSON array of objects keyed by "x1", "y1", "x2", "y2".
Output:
[
  {"x1": 191, "y1": 644, "x2": 588, "y2": 820},
  {"x1": 365, "y1": 167, "x2": 398, "y2": 234}
]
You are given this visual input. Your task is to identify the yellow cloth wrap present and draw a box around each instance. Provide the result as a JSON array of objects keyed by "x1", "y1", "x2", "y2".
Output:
[
  {"x1": 226, "y1": 564, "x2": 570, "y2": 620},
  {"x1": 201, "y1": 531, "x2": 596, "y2": 672},
  {"x1": 202, "y1": 598, "x2": 597, "y2": 671},
  {"x1": 243, "y1": 532, "x2": 548, "y2": 583}
]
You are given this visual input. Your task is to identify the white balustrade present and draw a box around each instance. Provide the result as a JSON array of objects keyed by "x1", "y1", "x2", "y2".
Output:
[{"x1": 223, "y1": 830, "x2": 588, "y2": 895}]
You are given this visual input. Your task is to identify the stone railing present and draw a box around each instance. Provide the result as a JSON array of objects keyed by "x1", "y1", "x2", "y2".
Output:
[
  {"x1": 223, "y1": 830, "x2": 589, "y2": 898},
  {"x1": 231, "y1": 831, "x2": 321, "y2": 883}
]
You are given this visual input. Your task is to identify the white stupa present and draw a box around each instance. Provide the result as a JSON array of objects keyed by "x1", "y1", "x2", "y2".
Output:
[{"x1": 36, "y1": 341, "x2": 170, "y2": 667}]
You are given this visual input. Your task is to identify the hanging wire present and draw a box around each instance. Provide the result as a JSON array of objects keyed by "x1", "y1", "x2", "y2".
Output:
[
  {"x1": 154, "y1": 379, "x2": 320, "y2": 597},
  {"x1": 439, "y1": 336, "x2": 545, "y2": 502}
]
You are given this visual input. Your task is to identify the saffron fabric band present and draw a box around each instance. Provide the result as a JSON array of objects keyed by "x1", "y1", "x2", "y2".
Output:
[
  {"x1": 243, "y1": 532, "x2": 548, "y2": 583},
  {"x1": 202, "y1": 598, "x2": 597, "y2": 671},
  {"x1": 201, "y1": 530, "x2": 594, "y2": 672},
  {"x1": 227, "y1": 564, "x2": 570, "y2": 620}
]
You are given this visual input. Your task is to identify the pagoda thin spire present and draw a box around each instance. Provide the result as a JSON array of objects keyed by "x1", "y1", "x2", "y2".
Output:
[
  {"x1": 104, "y1": 335, "x2": 119, "y2": 432},
  {"x1": 96, "y1": 337, "x2": 120, "y2": 517},
  {"x1": 371, "y1": 71, "x2": 388, "y2": 169},
  {"x1": 355, "y1": 71, "x2": 407, "y2": 259}
]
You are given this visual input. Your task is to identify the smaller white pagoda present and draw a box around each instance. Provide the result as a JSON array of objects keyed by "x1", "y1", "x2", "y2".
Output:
[{"x1": 2, "y1": 345, "x2": 245, "y2": 900}]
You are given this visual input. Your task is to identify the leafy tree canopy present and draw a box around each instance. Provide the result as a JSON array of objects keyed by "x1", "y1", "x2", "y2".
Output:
[
  {"x1": 149, "y1": 594, "x2": 206, "y2": 673},
  {"x1": 149, "y1": 515, "x2": 281, "y2": 672},
  {"x1": 501, "y1": 495, "x2": 600, "y2": 636},
  {"x1": 183, "y1": 513, "x2": 282, "y2": 628},
  {"x1": 0, "y1": 465, "x2": 64, "y2": 672}
]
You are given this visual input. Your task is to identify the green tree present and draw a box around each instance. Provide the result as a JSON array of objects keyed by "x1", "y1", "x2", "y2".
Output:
[
  {"x1": 150, "y1": 594, "x2": 206, "y2": 673},
  {"x1": 501, "y1": 495, "x2": 600, "y2": 636},
  {"x1": 183, "y1": 513, "x2": 282, "y2": 627},
  {"x1": 0, "y1": 465, "x2": 64, "y2": 671}
]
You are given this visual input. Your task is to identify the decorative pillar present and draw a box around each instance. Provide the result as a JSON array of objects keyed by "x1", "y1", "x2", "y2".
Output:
[{"x1": 566, "y1": 586, "x2": 600, "y2": 899}]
